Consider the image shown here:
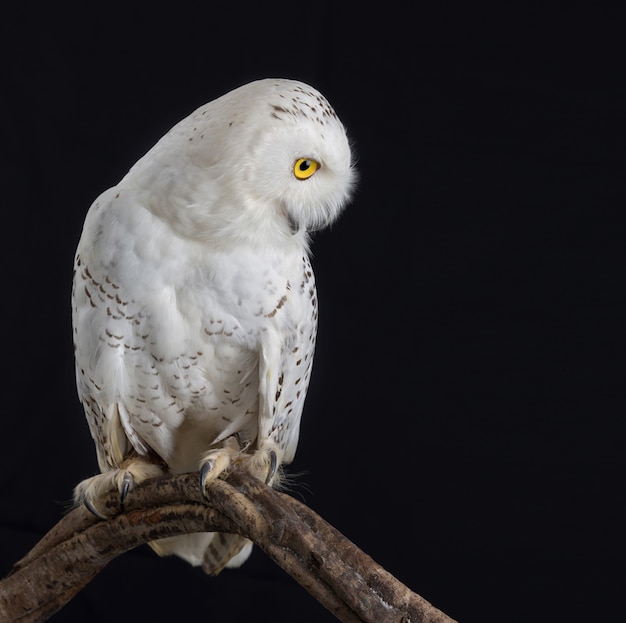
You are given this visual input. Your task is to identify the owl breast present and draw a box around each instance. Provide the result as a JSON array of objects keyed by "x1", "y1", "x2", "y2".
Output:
[{"x1": 73, "y1": 200, "x2": 317, "y2": 474}]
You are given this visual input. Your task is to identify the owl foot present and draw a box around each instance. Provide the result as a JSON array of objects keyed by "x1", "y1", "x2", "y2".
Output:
[
  {"x1": 199, "y1": 440, "x2": 279, "y2": 498},
  {"x1": 75, "y1": 458, "x2": 164, "y2": 519}
]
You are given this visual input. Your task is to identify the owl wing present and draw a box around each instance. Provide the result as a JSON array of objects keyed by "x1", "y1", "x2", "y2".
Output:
[
  {"x1": 72, "y1": 252, "x2": 150, "y2": 472},
  {"x1": 71, "y1": 188, "x2": 181, "y2": 472},
  {"x1": 257, "y1": 257, "x2": 318, "y2": 464}
]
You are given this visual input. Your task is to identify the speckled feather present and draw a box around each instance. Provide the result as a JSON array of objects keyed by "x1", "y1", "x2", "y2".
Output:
[{"x1": 71, "y1": 78, "x2": 355, "y2": 571}]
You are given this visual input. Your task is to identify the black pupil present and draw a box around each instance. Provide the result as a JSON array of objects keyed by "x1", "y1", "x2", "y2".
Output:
[{"x1": 299, "y1": 160, "x2": 311, "y2": 171}]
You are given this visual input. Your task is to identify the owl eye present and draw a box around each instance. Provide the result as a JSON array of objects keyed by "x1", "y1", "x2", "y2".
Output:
[{"x1": 293, "y1": 158, "x2": 320, "y2": 180}]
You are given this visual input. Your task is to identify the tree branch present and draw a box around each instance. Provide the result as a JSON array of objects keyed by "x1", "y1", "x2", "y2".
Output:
[{"x1": 0, "y1": 469, "x2": 457, "y2": 623}]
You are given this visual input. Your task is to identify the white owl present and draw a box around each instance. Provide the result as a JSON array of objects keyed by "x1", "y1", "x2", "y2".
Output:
[{"x1": 71, "y1": 78, "x2": 355, "y2": 573}]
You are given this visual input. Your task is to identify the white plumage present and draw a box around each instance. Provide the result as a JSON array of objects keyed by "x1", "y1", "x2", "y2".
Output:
[{"x1": 71, "y1": 78, "x2": 355, "y2": 573}]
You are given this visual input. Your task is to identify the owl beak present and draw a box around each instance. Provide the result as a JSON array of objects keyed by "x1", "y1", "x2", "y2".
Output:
[
  {"x1": 287, "y1": 213, "x2": 300, "y2": 235},
  {"x1": 281, "y1": 203, "x2": 300, "y2": 235}
]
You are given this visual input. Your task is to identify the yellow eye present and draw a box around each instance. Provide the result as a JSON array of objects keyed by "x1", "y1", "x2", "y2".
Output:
[{"x1": 293, "y1": 158, "x2": 320, "y2": 180}]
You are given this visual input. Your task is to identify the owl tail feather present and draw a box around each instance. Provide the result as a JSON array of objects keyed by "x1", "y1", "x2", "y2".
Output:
[
  {"x1": 148, "y1": 532, "x2": 253, "y2": 575},
  {"x1": 202, "y1": 533, "x2": 253, "y2": 575}
]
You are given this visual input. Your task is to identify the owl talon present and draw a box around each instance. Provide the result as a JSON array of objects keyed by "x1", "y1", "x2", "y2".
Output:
[
  {"x1": 120, "y1": 471, "x2": 134, "y2": 512},
  {"x1": 265, "y1": 450, "x2": 277, "y2": 484},
  {"x1": 199, "y1": 459, "x2": 216, "y2": 491},
  {"x1": 83, "y1": 497, "x2": 108, "y2": 520}
]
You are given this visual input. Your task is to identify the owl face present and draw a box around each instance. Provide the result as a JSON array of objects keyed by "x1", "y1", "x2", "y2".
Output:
[
  {"x1": 127, "y1": 79, "x2": 356, "y2": 247},
  {"x1": 238, "y1": 81, "x2": 355, "y2": 234}
]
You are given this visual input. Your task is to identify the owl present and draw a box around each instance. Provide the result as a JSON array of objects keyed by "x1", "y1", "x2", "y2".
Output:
[{"x1": 71, "y1": 78, "x2": 355, "y2": 574}]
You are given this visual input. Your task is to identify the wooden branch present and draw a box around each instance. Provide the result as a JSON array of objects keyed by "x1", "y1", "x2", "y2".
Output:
[{"x1": 0, "y1": 469, "x2": 457, "y2": 623}]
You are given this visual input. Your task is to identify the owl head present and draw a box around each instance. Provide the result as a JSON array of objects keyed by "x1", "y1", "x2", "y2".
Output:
[{"x1": 126, "y1": 79, "x2": 356, "y2": 248}]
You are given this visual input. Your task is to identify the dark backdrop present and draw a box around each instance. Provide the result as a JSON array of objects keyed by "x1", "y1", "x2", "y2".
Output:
[{"x1": 1, "y1": 5, "x2": 623, "y2": 622}]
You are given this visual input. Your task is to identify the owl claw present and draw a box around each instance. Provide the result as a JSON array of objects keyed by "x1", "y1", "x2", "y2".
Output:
[
  {"x1": 83, "y1": 497, "x2": 108, "y2": 520},
  {"x1": 120, "y1": 471, "x2": 134, "y2": 512},
  {"x1": 199, "y1": 459, "x2": 216, "y2": 491},
  {"x1": 265, "y1": 450, "x2": 277, "y2": 484}
]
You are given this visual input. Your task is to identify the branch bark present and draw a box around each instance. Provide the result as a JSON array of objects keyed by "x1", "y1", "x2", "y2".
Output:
[{"x1": 0, "y1": 469, "x2": 457, "y2": 623}]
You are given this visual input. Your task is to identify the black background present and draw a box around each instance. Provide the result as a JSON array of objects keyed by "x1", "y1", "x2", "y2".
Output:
[{"x1": 1, "y1": 5, "x2": 623, "y2": 622}]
